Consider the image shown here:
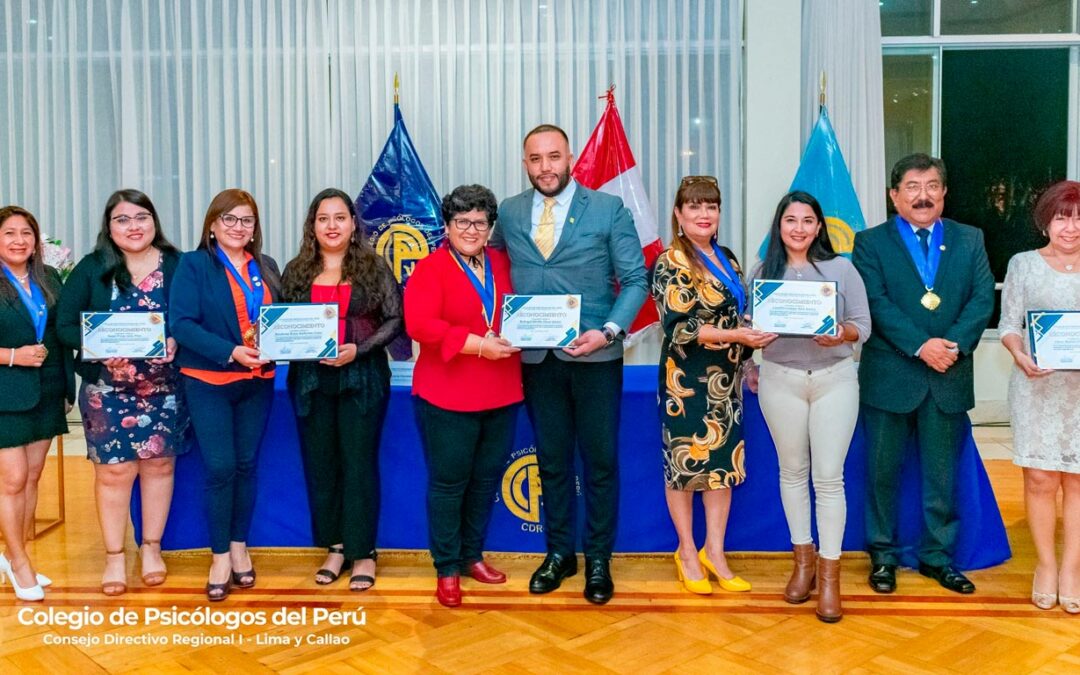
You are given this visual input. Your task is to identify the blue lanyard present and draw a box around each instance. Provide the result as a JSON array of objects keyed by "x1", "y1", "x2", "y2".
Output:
[
  {"x1": 450, "y1": 248, "x2": 497, "y2": 331},
  {"x1": 2, "y1": 265, "x2": 47, "y2": 342},
  {"x1": 697, "y1": 242, "x2": 746, "y2": 314},
  {"x1": 214, "y1": 245, "x2": 264, "y2": 322},
  {"x1": 895, "y1": 217, "x2": 944, "y2": 290}
]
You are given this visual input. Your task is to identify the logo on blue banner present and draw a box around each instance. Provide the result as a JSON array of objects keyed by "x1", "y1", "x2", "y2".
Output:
[
  {"x1": 501, "y1": 447, "x2": 543, "y2": 528},
  {"x1": 369, "y1": 214, "x2": 432, "y2": 285}
]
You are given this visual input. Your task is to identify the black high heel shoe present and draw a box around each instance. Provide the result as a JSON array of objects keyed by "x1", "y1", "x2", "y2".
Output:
[
  {"x1": 350, "y1": 550, "x2": 378, "y2": 592},
  {"x1": 315, "y1": 546, "x2": 351, "y2": 585}
]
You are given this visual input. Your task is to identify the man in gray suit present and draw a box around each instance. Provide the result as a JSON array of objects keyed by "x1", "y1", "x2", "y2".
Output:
[{"x1": 490, "y1": 124, "x2": 647, "y2": 604}]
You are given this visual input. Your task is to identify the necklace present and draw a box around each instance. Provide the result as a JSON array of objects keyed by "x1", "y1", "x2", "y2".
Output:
[
  {"x1": 1051, "y1": 248, "x2": 1079, "y2": 272},
  {"x1": 790, "y1": 263, "x2": 808, "y2": 280}
]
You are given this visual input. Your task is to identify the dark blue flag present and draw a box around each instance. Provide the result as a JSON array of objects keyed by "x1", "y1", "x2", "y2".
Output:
[{"x1": 356, "y1": 101, "x2": 444, "y2": 360}]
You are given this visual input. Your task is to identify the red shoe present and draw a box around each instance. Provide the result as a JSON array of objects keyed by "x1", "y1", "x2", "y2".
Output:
[
  {"x1": 436, "y1": 575, "x2": 462, "y2": 607},
  {"x1": 467, "y1": 560, "x2": 507, "y2": 584}
]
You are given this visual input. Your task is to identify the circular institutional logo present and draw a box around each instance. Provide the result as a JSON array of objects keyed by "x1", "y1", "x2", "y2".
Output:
[
  {"x1": 501, "y1": 451, "x2": 543, "y2": 524},
  {"x1": 825, "y1": 217, "x2": 855, "y2": 255},
  {"x1": 371, "y1": 215, "x2": 432, "y2": 284}
]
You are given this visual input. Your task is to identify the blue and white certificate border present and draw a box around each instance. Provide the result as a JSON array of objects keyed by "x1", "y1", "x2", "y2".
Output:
[
  {"x1": 259, "y1": 303, "x2": 339, "y2": 360},
  {"x1": 752, "y1": 280, "x2": 838, "y2": 336},
  {"x1": 1027, "y1": 309, "x2": 1080, "y2": 369},
  {"x1": 80, "y1": 311, "x2": 167, "y2": 359}
]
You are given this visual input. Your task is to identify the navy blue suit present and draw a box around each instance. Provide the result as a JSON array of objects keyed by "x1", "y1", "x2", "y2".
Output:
[{"x1": 168, "y1": 247, "x2": 281, "y2": 555}]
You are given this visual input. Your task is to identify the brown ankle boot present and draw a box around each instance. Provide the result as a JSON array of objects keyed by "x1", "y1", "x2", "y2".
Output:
[
  {"x1": 784, "y1": 543, "x2": 817, "y2": 604},
  {"x1": 816, "y1": 556, "x2": 842, "y2": 623}
]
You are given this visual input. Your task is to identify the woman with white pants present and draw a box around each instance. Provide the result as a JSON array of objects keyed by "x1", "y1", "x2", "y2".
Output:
[{"x1": 749, "y1": 191, "x2": 870, "y2": 623}]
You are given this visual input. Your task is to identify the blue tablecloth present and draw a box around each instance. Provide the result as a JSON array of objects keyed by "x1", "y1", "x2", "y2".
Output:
[{"x1": 134, "y1": 365, "x2": 1011, "y2": 569}]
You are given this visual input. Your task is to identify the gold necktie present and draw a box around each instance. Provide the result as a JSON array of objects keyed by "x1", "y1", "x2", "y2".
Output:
[{"x1": 535, "y1": 197, "x2": 557, "y2": 259}]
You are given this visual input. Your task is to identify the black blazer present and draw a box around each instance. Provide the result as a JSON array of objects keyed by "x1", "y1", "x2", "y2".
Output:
[
  {"x1": 853, "y1": 217, "x2": 995, "y2": 414},
  {"x1": 168, "y1": 248, "x2": 281, "y2": 374},
  {"x1": 0, "y1": 266, "x2": 75, "y2": 412},
  {"x1": 280, "y1": 256, "x2": 404, "y2": 416},
  {"x1": 56, "y1": 249, "x2": 182, "y2": 383}
]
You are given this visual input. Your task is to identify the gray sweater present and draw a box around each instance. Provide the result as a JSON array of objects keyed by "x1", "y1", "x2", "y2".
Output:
[{"x1": 751, "y1": 256, "x2": 872, "y2": 370}]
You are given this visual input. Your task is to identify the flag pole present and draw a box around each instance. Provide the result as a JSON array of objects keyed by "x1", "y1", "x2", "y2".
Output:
[
  {"x1": 600, "y1": 83, "x2": 616, "y2": 104},
  {"x1": 819, "y1": 71, "x2": 827, "y2": 111},
  {"x1": 394, "y1": 72, "x2": 400, "y2": 105}
]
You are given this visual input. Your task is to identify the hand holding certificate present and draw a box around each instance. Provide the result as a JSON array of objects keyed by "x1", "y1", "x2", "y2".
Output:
[
  {"x1": 258, "y1": 304, "x2": 339, "y2": 361},
  {"x1": 751, "y1": 280, "x2": 839, "y2": 337},
  {"x1": 501, "y1": 294, "x2": 581, "y2": 348},
  {"x1": 81, "y1": 312, "x2": 167, "y2": 360},
  {"x1": 1028, "y1": 310, "x2": 1080, "y2": 370}
]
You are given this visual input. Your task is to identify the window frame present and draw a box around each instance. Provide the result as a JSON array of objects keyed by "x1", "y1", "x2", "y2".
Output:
[{"x1": 882, "y1": 1, "x2": 1080, "y2": 336}]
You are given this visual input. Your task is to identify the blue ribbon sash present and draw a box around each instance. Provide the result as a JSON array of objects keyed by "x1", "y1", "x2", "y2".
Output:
[
  {"x1": 214, "y1": 245, "x2": 264, "y2": 323},
  {"x1": 2, "y1": 265, "x2": 47, "y2": 342},
  {"x1": 895, "y1": 217, "x2": 944, "y2": 291},
  {"x1": 698, "y1": 242, "x2": 747, "y2": 315},
  {"x1": 450, "y1": 248, "x2": 497, "y2": 332}
]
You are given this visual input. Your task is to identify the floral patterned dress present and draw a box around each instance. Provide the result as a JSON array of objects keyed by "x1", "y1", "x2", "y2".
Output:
[
  {"x1": 79, "y1": 263, "x2": 189, "y2": 463},
  {"x1": 653, "y1": 247, "x2": 749, "y2": 491}
]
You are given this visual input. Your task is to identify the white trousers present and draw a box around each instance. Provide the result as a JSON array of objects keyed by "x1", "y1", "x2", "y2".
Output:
[{"x1": 758, "y1": 357, "x2": 860, "y2": 560}]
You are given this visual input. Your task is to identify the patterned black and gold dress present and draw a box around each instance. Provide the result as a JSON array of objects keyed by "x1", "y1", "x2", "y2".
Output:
[{"x1": 653, "y1": 246, "x2": 749, "y2": 491}]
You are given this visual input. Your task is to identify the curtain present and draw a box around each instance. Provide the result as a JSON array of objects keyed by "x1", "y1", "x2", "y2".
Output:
[
  {"x1": 801, "y1": 0, "x2": 887, "y2": 227},
  {"x1": 1, "y1": 0, "x2": 741, "y2": 265}
]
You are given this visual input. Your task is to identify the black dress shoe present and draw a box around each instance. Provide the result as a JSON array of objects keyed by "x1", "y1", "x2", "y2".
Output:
[
  {"x1": 529, "y1": 552, "x2": 577, "y2": 594},
  {"x1": 583, "y1": 558, "x2": 614, "y2": 605},
  {"x1": 868, "y1": 564, "x2": 897, "y2": 593},
  {"x1": 918, "y1": 563, "x2": 975, "y2": 594}
]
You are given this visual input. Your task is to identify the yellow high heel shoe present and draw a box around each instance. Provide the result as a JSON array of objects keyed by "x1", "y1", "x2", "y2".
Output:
[
  {"x1": 698, "y1": 549, "x2": 751, "y2": 592},
  {"x1": 674, "y1": 553, "x2": 712, "y2": 595}
]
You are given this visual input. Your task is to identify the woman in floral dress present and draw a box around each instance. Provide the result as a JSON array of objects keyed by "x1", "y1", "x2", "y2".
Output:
[{"x1": 57, "y1": 190, "x2": 188, "y2": 596}]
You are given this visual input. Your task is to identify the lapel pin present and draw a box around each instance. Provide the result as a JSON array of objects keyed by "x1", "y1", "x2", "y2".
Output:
[
  {"x1": 569, "y1": 217, "x2": 575, "y2": 224},
  {"x1": 940, "y1": 245, "x2": 946, "y2": 251}
]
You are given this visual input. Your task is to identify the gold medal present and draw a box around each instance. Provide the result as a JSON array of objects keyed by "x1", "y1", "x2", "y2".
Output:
[
  {"x1": 920, "y1": 290, "x2": 941, "y2": 311},
  {"x1": 243, "y1": 326, "x2": 257, "y2": 343},
  {"x1": 485, "y1": 330, "x2": 497, "y2": 338}
]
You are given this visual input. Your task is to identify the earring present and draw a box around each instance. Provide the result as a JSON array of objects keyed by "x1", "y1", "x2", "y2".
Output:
[
  {"x1": 210, "y1": 231, "x2": 216, "y2": 239},
  {"x1": 676, "y1": 226, "x2": 685, "y2": 237}
]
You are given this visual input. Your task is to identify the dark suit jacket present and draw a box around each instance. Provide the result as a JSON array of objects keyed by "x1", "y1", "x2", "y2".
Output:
[
  {"x1": 853, "y1": 216, "x2": 994, "y2": 414},
  {"x1": 168, "y1": 248, "x2": 281, "y2": 373},
  {"x1": 56, "y1": 249, "x2": 182, "y2": 382},
  {"x1": 491, "y1": 184, "x2": 648, "y2": 364},
  {"x1": 0, "y1": 266, "x2": 75, "y2": 412}
]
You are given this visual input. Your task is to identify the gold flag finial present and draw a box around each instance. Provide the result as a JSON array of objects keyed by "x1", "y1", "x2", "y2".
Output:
[
  {"x1": 819, "y1": 71, "x2": 827, "y2": 109},
  {"x1": 394, "y1": 73, "x2": 400, "y2": 105}
]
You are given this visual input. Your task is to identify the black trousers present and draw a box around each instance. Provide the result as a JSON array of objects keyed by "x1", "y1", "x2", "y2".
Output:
[
  {"x1": 523, "y1": 355, "x2": 622, "y2": 560},
  {"x1": 863, "y1": 397, "x2": 966, "y2": 568},
  {"x1": 184, "y1": 376, "x2": 274, "y2": 555},
  {"x1": 414, "y1": 397, "x2": 518, "y2": 576},
  {"x1": 295, "y1": 385, "x2": 387, "y2": 560}
]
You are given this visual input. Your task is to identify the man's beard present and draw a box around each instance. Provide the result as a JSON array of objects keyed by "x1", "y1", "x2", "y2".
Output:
[{"x1": 529, "y1": 167, "x2": 572, "y2": 197}]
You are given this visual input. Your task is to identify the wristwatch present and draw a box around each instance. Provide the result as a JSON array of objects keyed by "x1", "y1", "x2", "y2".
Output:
[{"x1": 601, "y1": 326, "x2": 617, "y2": 344}]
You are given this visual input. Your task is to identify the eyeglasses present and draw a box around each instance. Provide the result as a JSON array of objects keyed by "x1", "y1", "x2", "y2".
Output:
[
  {"x1": 111, "y1": 213, "x2": 153, "y2": 227},
  {"x1": 450, "y1": 217, "x2": 491, "y2": 232},
  {"x1": 899, "y1": 181, "x2": 944, "y2": 197},
  {"x1": 680, "y1": 175, "x2": 719, "y2": 187},
  {"x1": 220, "y1": 213, "x2": 257, "y2": 229}
]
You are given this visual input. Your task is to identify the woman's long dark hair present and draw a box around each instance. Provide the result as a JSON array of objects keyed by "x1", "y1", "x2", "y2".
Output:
[
  {"x1": 0, "y1": 205, "x2": 57, "y2": 305},
  {"x1": 96, "y1": 189, "x2": 180, "y2": 290},
  {"x1": 282, "y1": 188, "x2": 385, "y2": 306},
  {"x1": 759, "y1": 190, "x2": 837, "y2": 280}
]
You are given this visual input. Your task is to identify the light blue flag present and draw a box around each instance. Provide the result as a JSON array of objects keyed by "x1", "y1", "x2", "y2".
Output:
[{"x1": 757, "y1": 106, "x2": 865, "y2": 260}]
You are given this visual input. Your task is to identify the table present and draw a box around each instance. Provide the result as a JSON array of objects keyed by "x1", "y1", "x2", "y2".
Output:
[{"x1": 133, "y1": 365, "x2": 1011, "y2": 570}]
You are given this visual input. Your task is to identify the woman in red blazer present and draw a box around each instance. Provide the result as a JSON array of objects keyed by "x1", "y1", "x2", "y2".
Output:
[{"x1": 405, "y1": 184, "x2": 522, "y2": 607}]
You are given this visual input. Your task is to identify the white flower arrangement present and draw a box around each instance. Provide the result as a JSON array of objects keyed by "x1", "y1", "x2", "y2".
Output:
[{"x1": 41, "y1": 235, "x2": 75, "y2": 281}]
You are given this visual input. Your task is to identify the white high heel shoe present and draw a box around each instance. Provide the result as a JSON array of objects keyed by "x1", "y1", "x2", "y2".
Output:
[
  {"x1": 0, "y1": 553, "x2": 49, "y2": 587},
  {"x1": 0, "y1": 553, "x2": 45, "y2": 601}
]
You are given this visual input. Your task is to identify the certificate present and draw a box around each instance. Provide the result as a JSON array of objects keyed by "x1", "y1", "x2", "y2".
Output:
[
  {"x1": 501, "y1": 294, "x2": 581, "y2": 348},
  {"x1": 258, "y1": 304, "x2": 339, "y2": 361},
  {"x1": 751, "y1": 279, "x2": 839, "y2": 336},
  {"x1": 81, "y1": 312, "x2": 167, "y2": 360},
  {"x1": 1028, "y1": 310, "x2": 1080, "y2": 370}
]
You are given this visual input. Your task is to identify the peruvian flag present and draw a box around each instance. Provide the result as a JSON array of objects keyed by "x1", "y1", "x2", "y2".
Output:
[{"x1": 572, "y1": 87, "x2": 663, "y2": 337}]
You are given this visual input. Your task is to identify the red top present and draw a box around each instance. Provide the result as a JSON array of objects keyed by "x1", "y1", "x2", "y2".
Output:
[
  {"x1": 181, "y1": 252, "x2": 274, "y2": 385},
  {"x1": 311, "y1": 284, "x2": 352, "y2": 343},
  {"x1": 405, "y1": 246, "x2": 523, "y2": 412}
]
